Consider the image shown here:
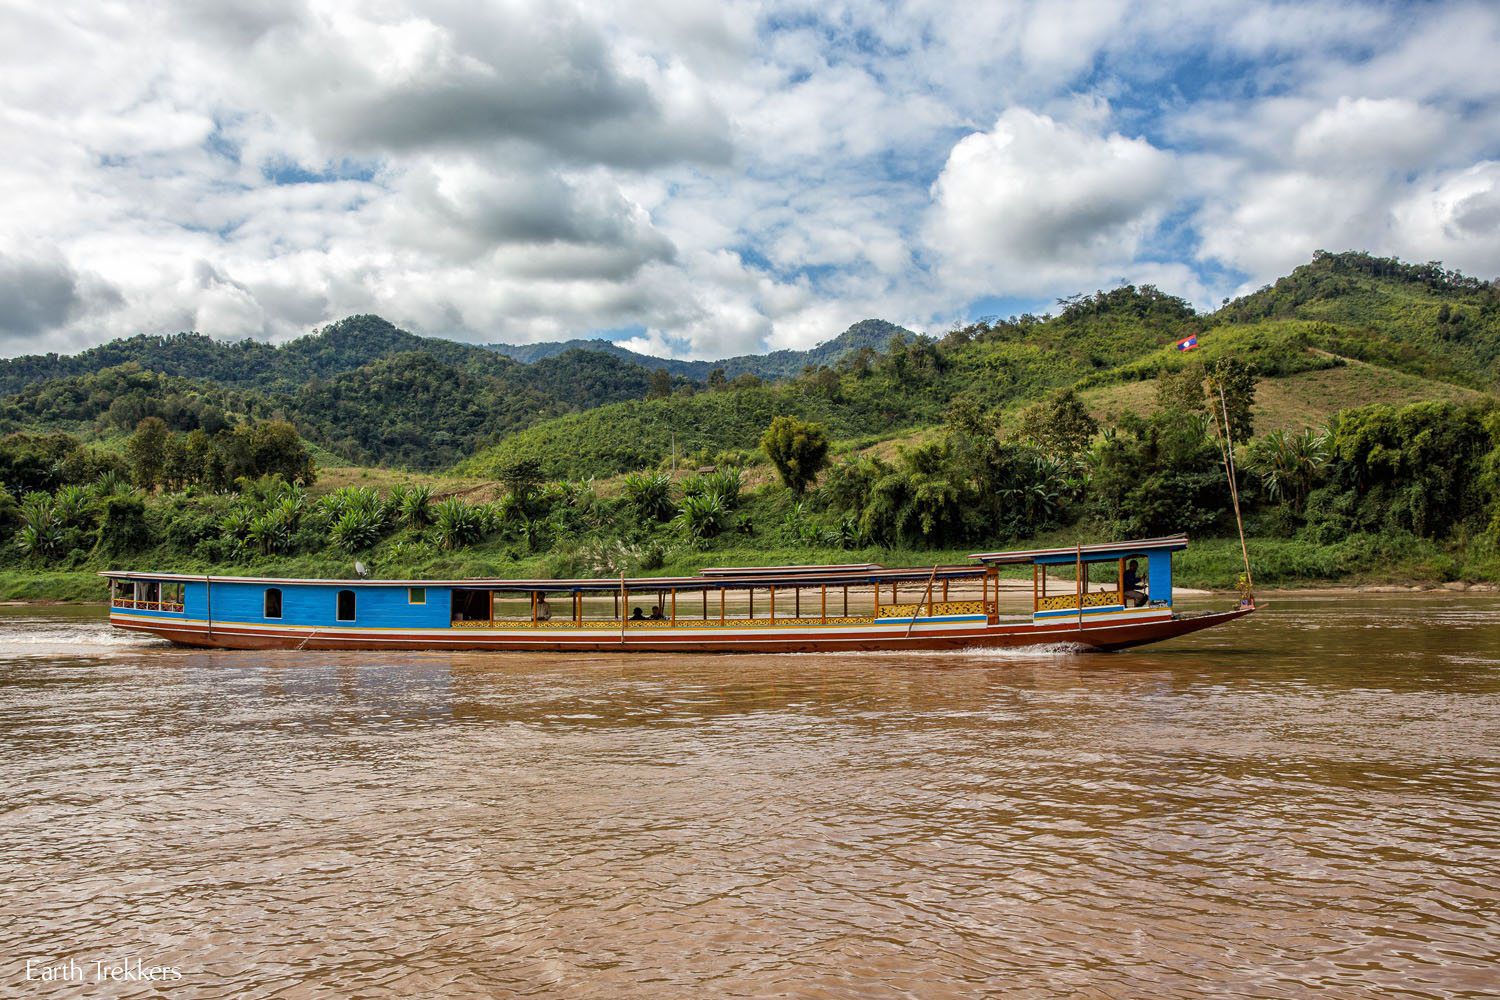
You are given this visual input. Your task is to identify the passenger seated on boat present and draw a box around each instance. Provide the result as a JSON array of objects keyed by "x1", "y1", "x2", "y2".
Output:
[
  {"x1": 630, "y1": 607, "x2": 647, "y2": 621},
  {"x1": 536, "y1": 596, "x2": 552, "y2": 622},
  {"x1": 1123, "y1": 559, "x2": 1147, "y2": 607},
  {"x1": 648, "y1": 605, "x2": 665, "y2": 620}
]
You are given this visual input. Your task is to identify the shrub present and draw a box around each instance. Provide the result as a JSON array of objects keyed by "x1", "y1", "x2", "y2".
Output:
[
  {"x1": 330, "y1": 506, "x2": 383, "y2": 552},
  {"x1": 760, "y1": 416, "x2": 830, "y2": 494},
  {"x1": 97, "y1": 494, "x2": 151, "y2": 556},
  {"x1": 621, "y1": 471, "x2": 674, "y2": 522},
  {"x1": 673, "y1": 492, "x2": 732, "y2": 545},
  {"x1": 431, "y1": 497, "x2": 483, "y2": 550},
  {"x1": 396, "y1": 484, "x2": 434, "y2": 529}
]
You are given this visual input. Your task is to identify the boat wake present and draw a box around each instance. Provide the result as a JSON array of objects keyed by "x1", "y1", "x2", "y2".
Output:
[
  {"x1": 958, "y1": 641, "x2": 1099, "y2": 658},
  {"x1": 0, "y1": 617, "x2": 165, "y2": 660}
]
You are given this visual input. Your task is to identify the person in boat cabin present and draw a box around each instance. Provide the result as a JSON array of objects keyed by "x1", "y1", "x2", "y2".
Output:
[
  {"x1": 1123, "y1": 559, "x2": 1147, "y2": 607},
  {"x1": 536, "y1": 595, "x2": 552, "y2": 622},
  {"x1": 630, "y1": 607, "x2": 647, "y2": 621},
  {"x1": 648, "y1": 605, "x2": 665, "y2": 620}
]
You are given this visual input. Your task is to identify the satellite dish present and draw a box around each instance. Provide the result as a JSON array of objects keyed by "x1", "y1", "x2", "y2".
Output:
[{"x1": 354, "y1": 561, "x2": 370, "y2": 579}]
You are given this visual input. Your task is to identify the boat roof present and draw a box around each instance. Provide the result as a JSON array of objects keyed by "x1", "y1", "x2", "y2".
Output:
[
  {"x1": 967, "y1": 534, "x2": 1188, "y2": 565},
  {"x1": 101, "y1": 535, "x2": 1187, "y2": 590},
  {"x1": 99, "y1": 563, "x2": 987, "y2": 591}
]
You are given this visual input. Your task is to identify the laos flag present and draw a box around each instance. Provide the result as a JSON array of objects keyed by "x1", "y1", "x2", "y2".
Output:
[{"x1": 1175, "y1": 333, "x2": 1199, "y2": 351}]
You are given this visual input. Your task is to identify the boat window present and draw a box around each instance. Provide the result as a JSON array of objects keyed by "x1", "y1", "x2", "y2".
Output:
[
  {"x1": 264, "y1": 588, "x2": 282, "y2": 619},
  {"x1": 112, "y1": 580, "x2": 133, "y2": 602},
  {"x1": 408, "y1": 587, "x2": 426, "y2": 605},
  {"x1": 138, "y1": 581, "x2": 160, "y2": 604},
  {"x1": 336, "y1": 590, "x2": 356, "y2": 622},
  {"x1": 842, "y1": 584, "x2": 876, "y2": 618},
  {"x1": 671, "y1": 588, "x2": 711, "y2": 622},
  {"x1": 578, "y1": 592, "x2": 620, "y2": 622},
  {"x1": 161, "y1": 582, "x2": 184, "y2": 607},
  {"x1": 783, "y1": 586, "x2": 820, "y2": 619},
  {"x1": 491, "y1": 591, "x2": 533, "y2": 622},
  {"x1": 450, "y1": 589, "x2": 490, "y2": 623}
]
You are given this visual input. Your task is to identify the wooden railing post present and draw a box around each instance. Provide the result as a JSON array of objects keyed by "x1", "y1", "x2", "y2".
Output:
[{"x1": 1076, "y1": 545, "x2": 1084, "y2": 630}]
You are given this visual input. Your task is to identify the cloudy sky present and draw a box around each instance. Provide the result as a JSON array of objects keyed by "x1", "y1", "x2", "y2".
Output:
[{"x1": 2, "y1": 0, "x2": 1498, "y2": 360}]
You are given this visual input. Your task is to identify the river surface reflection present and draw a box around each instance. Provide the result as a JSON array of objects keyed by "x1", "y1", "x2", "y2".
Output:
[{"x1": 1, "y1": 595, "x2": 1497, "y2": 997}]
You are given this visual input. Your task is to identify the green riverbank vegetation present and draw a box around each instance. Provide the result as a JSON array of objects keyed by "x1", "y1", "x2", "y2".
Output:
[{"x1": 2, "y1": 368, "x2": 1496, "y2": 604}]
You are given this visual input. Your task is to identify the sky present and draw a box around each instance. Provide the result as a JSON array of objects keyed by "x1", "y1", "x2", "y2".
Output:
[{"x1": 1, "y1": 0, "x2": 1498, "y2": 360}]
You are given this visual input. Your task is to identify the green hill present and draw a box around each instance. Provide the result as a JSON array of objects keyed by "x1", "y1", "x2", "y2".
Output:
[
  {"x1": 462, "y1": 259, "x2": 1495, "y2": 481},
  {"x1": 2, "y1": 251, "x2": 1494, "y2": 478},
  {"x1": 0, "y1": 314, "x2": 524, "y2": 395},
  {"x1": 1214, "y1": 250, "x2": 1500, "y2": 388},
  {"x1": 0, "y1": 317, "x2": 691, "y2": 469}
]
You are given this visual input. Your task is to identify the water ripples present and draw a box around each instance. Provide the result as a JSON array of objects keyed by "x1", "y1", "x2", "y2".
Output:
[{"x1": 0, "y1": 594, "x2": 1497, "y2": 997}]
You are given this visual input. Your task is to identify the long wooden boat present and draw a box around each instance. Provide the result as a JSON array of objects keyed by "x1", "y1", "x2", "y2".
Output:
[{"x1": 102, "y1": 535, "x2": 1254, "y2": 653}]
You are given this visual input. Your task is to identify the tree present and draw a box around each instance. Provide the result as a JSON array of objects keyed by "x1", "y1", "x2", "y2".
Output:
[
  {"x1": 1154, "y1": 362, "x2": 1207, "y2": 417},
  {"x1": 219, "y1": 420, "x2": 316, "y2": 487},
  {"x1": 645, "y1": 369, "x2": 673, "y2": 400},
  {"x1": 1204, "y1": 358, "x2": 1257, "y2": 443},
  {"x1": 760, "y1": 416, "x2": 830, "y2": 494},
  {"x1": 126, "y1": 417, "x2": 169, "y2": 491},
  {"x1": 497, "y1": 458, "x2": 544, "y2": 506},
  {"x1": 707, "y1": 367, "x2": 727, "y2": 390},
  {"x1": 1017, "y1": 388, "x2": 1100, "y2": 456}
]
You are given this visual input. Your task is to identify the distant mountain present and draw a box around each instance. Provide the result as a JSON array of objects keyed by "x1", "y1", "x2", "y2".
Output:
[
  {"x1": 7, "y1": 250, "x2": 1492, "y2": 475},
  {"x1": 0, "y1": 316, "x2": 692, "y2": 469},
  {"x1": 0, "y1": 315, "x2": 520, "y2": 396},
  {"x1": 485, "y1": 318, "x2": 913, "y2": 380}
]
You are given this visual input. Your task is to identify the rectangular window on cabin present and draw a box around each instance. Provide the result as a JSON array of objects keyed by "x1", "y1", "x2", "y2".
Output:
[
  {"x1": 337, "y1": 590, "x2": 356, "y2": 622},
  {"x1": 408, "y1": 587, "x2": 426, "y2": 605},
  {"x1": 491, "y1": 591, "x2": 534, "y2": 622},
  {"x1": 140, "y1": 581, "x2": 160, "y2": 605},
  {"x1": 450, "y1": 589, "x2": 490, "y2": 623},
  {"x1": 578, "y1": 592, "x2": 619, "y2": 621},
  {"x1": 113, "y1": 580, "x2": 133, "y2": 602},
  {"x1": 161, "y1": 582, "x2": 184, "y2": 607},
  {"x1": 264, "y1": 588, "x2": 282, "y2": 619}
]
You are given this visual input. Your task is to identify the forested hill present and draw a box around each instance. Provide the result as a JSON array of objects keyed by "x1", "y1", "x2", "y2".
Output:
[
  {"x1": 0, "y1": 315, "x2": 517, "y2": 396},
  {"x1": 485, "y1": 318, "x2": 912, "y2": 380},
  {"x1": 462, "y1": 251, "x2": 1499, "y2": 480},
  {"x1": 2, "y1": 250, "x2": 1495, "y2": 473},
  {"x1": 0, "y1": 315, "x2": 912, "y2": 395},
  {"x1": 1213, "y1": 250, "x2": 1500, "y2": 388}
]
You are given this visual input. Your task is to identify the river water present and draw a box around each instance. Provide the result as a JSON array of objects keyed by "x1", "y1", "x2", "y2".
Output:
[{"x1": 0, "y1": 595, "x2": 1496, "y2": 998}]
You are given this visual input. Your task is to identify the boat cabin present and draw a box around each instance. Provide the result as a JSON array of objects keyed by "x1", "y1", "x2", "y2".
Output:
[{"x1": 969, "y1": 535, "x2": 1182, "y2": 621}]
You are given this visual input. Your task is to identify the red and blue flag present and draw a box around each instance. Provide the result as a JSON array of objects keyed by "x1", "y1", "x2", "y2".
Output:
[{"x1": 1175, "y1": 334, "x2": 1199, "y2": 351}]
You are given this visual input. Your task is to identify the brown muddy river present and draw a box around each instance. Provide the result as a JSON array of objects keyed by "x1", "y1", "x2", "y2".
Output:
[{"x1": 1, "y1": 595, "x2": 1497, "y2": 998}]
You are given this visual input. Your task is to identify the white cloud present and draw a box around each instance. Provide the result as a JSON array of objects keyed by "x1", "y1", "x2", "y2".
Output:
[
  {"x1": 1292, "y1": 97, "x2": 1452, "y2": 172},
  {"x1": 926, "y1": 108, "x2": 1176, "y2": 295},
  {"x1": 1, "y1": 0, "x2": 1499, "y2": 361},
  {"x1": 1392, "y1": 162, "x2": 1500, "y2": 277}
]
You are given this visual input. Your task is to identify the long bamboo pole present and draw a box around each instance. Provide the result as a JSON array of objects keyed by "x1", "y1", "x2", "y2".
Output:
[
  {"x1": 905, "y1": 565, "x2": 939, "y2": 638},
  {"x1": 1217, "y1": 383, "x2": 1255, "y2": 603}
]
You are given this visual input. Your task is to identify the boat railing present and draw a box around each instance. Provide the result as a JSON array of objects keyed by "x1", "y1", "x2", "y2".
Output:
[
  {"x1": 448, "y1": 599, "x2": 996, "y2": 629},
  {"x1": 111, "y1": 599, "x2": 186, "y2": 613},
  {"x1": 877, "y1": 600, "x2": 993, "y2": 619},
  {"x1": 1034, "y1": 590, "x2": 1124, "y2": 613}
]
